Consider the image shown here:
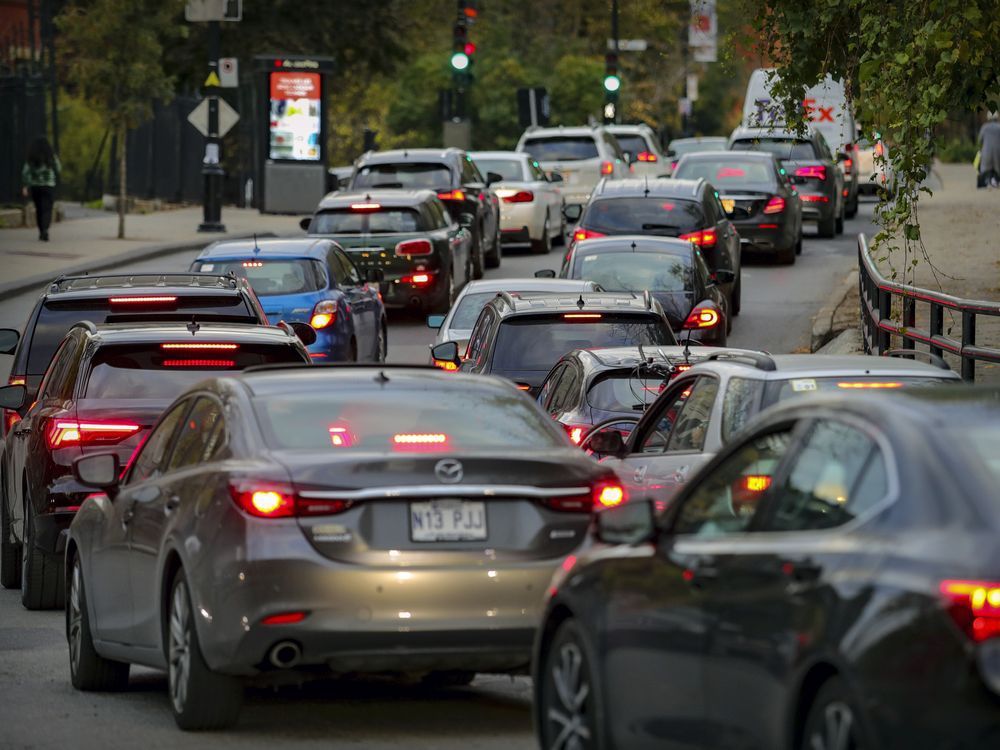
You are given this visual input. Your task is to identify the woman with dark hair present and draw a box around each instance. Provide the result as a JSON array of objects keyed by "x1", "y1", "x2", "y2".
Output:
[{"x1": 21, "y1": 137, "x2": 61, "y2": 241}]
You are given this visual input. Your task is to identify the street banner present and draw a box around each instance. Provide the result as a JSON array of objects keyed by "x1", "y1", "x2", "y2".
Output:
[{"x1": 689, "y1": 0, "x2": 717, "y2": 63}]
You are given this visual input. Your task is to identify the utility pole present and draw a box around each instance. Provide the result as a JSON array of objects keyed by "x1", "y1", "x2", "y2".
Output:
[
  {"x1": 199, "y1": 19, "x2": 226, "y2": 232},
  {"x1": 603, "y1": 0, "x2": 621, "y2": 124}
]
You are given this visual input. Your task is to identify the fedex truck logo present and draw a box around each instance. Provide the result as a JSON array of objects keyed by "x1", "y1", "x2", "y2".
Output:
[{"x1": 750, "y1": 97, "x2": 835, "y2": 125}]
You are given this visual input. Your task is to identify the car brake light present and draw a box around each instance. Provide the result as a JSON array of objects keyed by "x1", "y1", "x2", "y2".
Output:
[
  {"x1": 566, "y1": 425, "x2": 586, "y2": 445},
  {"x1": 763, "y1": 196, "x2": 785, "y2": 214},
  {"x1": 161, "y1": 359, "x2": 236, "y2": 368},
  {"x1": 229, "y1": 479, "x2": 296, "y2": 518},
  {"x1": 328, "y1": 425, "x2": 353, "y2": 447},
  {"x1": 572, "y1": 228, "x2": 606, "y2": 243},
  {"x1": 564, "y1": 313, "x2": 602, "y2": 320},
  {"x1": 502, "y1": 190, "x2": 534, "y2": 203},
  {"x1": 794, "y1": 165, "x2": 826, "y2": 180},
  {"x1": 874, "y1": 142, "x2": 884, "y2": 156},
  {"x1": 683, "y1": 306, "x2": 721, "y2": 330},
  {"x1": 940, "y1": 580, "x2": 1000, "y2": 642},
  {"x1": 799, "y1": 194, "x2": 829, "y2": 203},
  {"x1": 600, "y1": 161, "x2": 614, "y2": 175},
  {"x1": 395, "y1": 239, "x2": 433, "y2": 256},
  {"x1": 403, "y1": 273, "x2": 433, "y2": 285},
  {"x1": 161, "y1": 343, "x2": 239, "y2": 350},
  {"x1": 836, "y1": 382, "x2": 904, "y2": 389},
  {"x1": 350, "y1": 202, "x2": 381, "y2": 211},
  {"x1": 595, "y1": 482, "x2": 625, "y2": 508},
  {"x1": 717, "y1": 167, "x2": 745, "y2": 178},
  {"x1": 310, "y1": 300, "x2": 337, "y2": 329},
  {"x1": 636, "y1": 151, "x2": 657, "y2": 162},
  {"x1": 759, "y1": 223, "x2": 779, "y2": 229},
  {"x1": 46, "y1": 419, "x2": 141, "y2": 449},
  {"x1": 437, "y1": 189, "x2": 466, "y2": 201},
  {"x1": 393, "y1": 433, "x2": 448, "y2": 445},
  {"x1": 842, "y1": 158, "x2": 853, "y2": 171},
  {"x1": 261, "y1": 611, "x2": 308, "y2": 625},
  {"x1": 242, "y1": 261, "x2": 264, "y2": 268},
  {"x1": 108, "y1": 296, "x2": 178, "y2": 305},
  {"x1": 515, "y1": 383, "x2": 532, "y2": 391},
  {"x1": 679, "y1": 228, "x2": 717, "y2": 248}
]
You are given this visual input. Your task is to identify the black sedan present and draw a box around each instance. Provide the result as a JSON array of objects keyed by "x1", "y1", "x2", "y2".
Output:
[
  {"x1": 534, "y1": 387, "x2": 1000, "y2": 749},
  {"x1": 673, "y1": 150, "x2": 803, "y2": 264}
]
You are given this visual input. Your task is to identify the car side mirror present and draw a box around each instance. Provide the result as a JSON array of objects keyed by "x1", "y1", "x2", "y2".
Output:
[
  {"x1": 0, "y1": 384, "x2": 25, "y2": 410},
  {"x1": 534, "y1": 269, "x2": 557, "y2": 279},
  {"x1": 563, "y1": 204, "x2": 582, "y2": 222},
  {"x1": 299, "y1": 217, "x2": 312, "y2": 232},
  {"x1": 587, "y1": 429, "x2": 626, "y2": 457},
  {"x1": 548, "y1": 172, "x2": 564, "y2": 183},
  {"x1": 287, "y1": 321, "x2": 317, "y2": 347},
  {"x1": 714, "y1": 269, "x2": 736, "y2": 285},
  {"x1": 622, "y1": 151, "x2": 634, "y2": 164},
  {"x1": 426, "y1": 314, "x2": 446, "y2": 329},
  {"x1": 595, "y1": 498, "x2": 658, "y2": 545},
  {"x1": 430, "y1": 341, "x2": 461, "y2": 371},
  {"x1": 0, "y1": 328, "x2": 19, "y2": 355},
  {"x1": 73, "y1": 452, "x2": 120, "y2": 490},
  {"x1": 365, "y1": 268, "x2": 384, "y2": 283},
  {"x1": 486, "y1": 171, "x2": 503, "y2": 186}
]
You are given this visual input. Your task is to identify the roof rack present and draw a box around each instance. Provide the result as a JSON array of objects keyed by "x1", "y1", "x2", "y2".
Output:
[
  {"x1": 704, "y1": 351, "x2": 777, "y2": 371},
  {"x1": 495, "y1": 291, "x2": 517, "y2": 309},
  {"x1": 49, "y1": 272, "x2": 239, "y2": 293},
  {"x1": 642, "y1": 290, "x2": 653, "y2": 310},
  {"x1": 882, "y1": 349, "x2": 951, "y2": 371}
]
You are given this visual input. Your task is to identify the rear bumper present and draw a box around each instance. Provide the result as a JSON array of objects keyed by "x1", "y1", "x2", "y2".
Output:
[
  {"x1": 499, "y1": 203, "x2": 544, "y2": 240},
  {"x1": 380, "y1": 275, "x2": 448, "y2": 309},
  {"x1": 734, "y1": 219, "x2": 798, "y2": 252},
  {"x1": 798, "y1": 194, "x2": 836, "y2": 221}
]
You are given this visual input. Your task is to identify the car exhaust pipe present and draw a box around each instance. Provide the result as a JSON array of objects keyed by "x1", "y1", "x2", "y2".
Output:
[
  {"x1": 409, "y1": 296, "x2": 422, "y2": 308},
  {"x1": 268, "y1": 641, "x2": 301, "y2": 669}
]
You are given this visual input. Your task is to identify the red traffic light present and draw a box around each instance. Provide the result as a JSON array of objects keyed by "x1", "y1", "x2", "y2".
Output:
[{"x1": 464, "y1": 42, "x2": 476, "y2": 55}]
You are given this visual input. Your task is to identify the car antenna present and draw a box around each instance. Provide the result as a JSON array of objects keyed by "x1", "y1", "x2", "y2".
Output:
[
  {"x1": 374, "y1": 370, "x2": 390, "y2": 385},
  {"x1": 631, "y1": 240, "x2": 637, "y2": 253},
  {"x1": 252, "y1": 233, "x2": 260, "y2": 254},
  {"x1": 576, "y1": 294, "x2": 585, "y2": 310},
  {"x1": 187, "y1": 317, "x2": 200, "y2": 336},
  {"x1": 682, "y1": 325, "x2": 693, "y2": 365},
  {"x1": 643, "y1": 175, "x2": 650, "y2": 197}
]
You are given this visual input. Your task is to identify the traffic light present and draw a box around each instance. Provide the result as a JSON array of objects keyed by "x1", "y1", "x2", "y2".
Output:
[
  {"x1": 451, "y1": 23, "x2": 470, "y2": 71},
  {"x1": 603, "y1": 52, "x2": 620, "y2": 124}
]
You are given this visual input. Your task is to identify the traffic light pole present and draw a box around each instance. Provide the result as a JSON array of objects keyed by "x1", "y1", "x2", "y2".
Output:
[
  {"x1": 603, "y1": 0, "x2": 620, "y2": 124},
  {"x1": 198, "y1": 20, "x2": 226, "y2": 233}
]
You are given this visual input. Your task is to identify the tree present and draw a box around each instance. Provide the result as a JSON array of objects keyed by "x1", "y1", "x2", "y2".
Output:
[
  {"x1": 56, "y1": 0, "x2": 184, "y2": 238},
  {"x1": 738, "y1": 0, "x2": 1000, "y2": 269}
]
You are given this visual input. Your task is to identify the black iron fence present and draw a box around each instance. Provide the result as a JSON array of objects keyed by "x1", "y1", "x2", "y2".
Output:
[{"x1": 858, "y1": 234, "x2": 1000, "y2": 382}]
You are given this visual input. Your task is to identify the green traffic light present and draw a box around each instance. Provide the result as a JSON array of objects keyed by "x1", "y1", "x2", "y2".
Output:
[
  {"x1": 451, "y1": 52, "x2": 470, "y2": 71},
  {"x1": 603, "y1": 74, "x2": 621, "y2": 93}
]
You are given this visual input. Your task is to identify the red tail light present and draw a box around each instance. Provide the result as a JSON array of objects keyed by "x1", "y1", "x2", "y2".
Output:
[
  {"x1": 502, "y1": 190, "x2": 534, "y2": 203},
  {"x1": 670, "y1": 160, "x2": 679, "y2": 171},
  {"x1": 350, "y1": 202, "x2": 381, "y2": 212},
  {"x1": 563, "y1": 313, "x2": 602, "y2": 320},
  {"x1": 242, "y1": 261, "x2": 264, "y2": 268},
  {"x1": 600, "y1": 161, "x2": 614, "y2": 175},
  {"x1": 799, "y1": 194, "x2": 829, "y2": 203},
  {"x1": 566, "y1": 425, "x2": 586, "y2": 445},
  {"x1": 636, "y1": 151, "x2": 658, "y2": 162},
  {"x1": 310, "y1": 300, "x2": 337, "y2": 329},
  {"x1": 595, "y1": 481, "x2": 625, "y2": 508},
  {"x1": 46, "y1": 419, "x2": 141, "y2": 449},
  {"x1": 683, "y1": 305, "x2": 721, "y2": 330},
  {"x1": 402, "y1": 273, "x2": 433, "y2": 286},
  {"x1": 679, "y1": 228, "x2": 717, "y2": 248},
  {"x1": 437, "y1": 189, "x2": 466, "y2": 201},
  {"x1": 161, "y1": 359, "x2": 236, "y2": 368},
  {"x1": 261, "y1": 611, "x2": 308, "y2": 625},
  {"x1": 108, "y1": 296, "x2": 177, "y2": 305},
  {"x1": 572, "y1": 228, "x2": 606, "y2": 243},
  {"x1": 395, "y1": 239, "x2": 433, "y2": 256},
  {"x1": 229, "y1": 479, "x2": 296, "y2": 518},
  {"x1": 763, "y1": 196, "x2": 785, "y2": 214},
  {"x1": 794, "y1": 165, "x2": 827, "y2": 180},
  {"x1": 940, "y1": 580, "x2": 1000, "y2": 642},
  {"x1": 842, "y1": 158, "x2": 853, "y2": 171},
  {"x1": 717, "y1": 167, "x2": 745, "y2": 178},
  {"x1": 392, "y1": 433, "x2": 450, "y2": 452},
  {"x1": 161, "y1": 343, "x2": 238, "y2": 351},
  {"x1": 542, "y1": 481, "x2": 627, "y2": 513},
  {"x1": 327, "y1": 425, "x2": 354, "y2": 447}
]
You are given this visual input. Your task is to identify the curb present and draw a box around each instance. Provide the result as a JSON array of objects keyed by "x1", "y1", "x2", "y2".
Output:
[
  {"x1": 810, "y1": 269, "x2": 860, "y2": 352},
  {"x1": 0, "y1": 232, "x2": 276, "y2": 303}
]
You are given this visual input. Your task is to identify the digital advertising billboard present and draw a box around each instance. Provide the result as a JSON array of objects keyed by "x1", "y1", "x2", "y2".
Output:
[{"x1": 268, "y1": 71, "x2": 322, "y2": 161}]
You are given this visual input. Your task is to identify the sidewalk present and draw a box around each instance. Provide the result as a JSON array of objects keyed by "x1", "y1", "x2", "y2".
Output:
[{"x1": 0, "y1": 206, "x2": 304, "y2": 300}]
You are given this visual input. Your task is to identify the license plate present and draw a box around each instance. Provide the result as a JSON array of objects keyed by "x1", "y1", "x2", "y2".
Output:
[
  {"x1": 410, "y1": 500, "x2": 487, "y2": 542},
  {"x1": 721, "y1": 198, "x2": 735, "y2": 213}
]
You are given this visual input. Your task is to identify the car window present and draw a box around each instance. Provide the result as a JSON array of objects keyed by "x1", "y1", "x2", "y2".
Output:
[
  {"x1": 672, "y1": 427, "x2": 796, "y2": 538},
  {"x1": 730, "y1": 139, "x2": 817, "y2": 160},
  {"x1": 549, "y1": 363, "x2": 581, "y2": 414},
  {"x1": 461, "y1": 157, "x2": 482, "y2": 184},
  {"x1": 36, "y1": 337, "x2": 72, "y2": 402},
  {"x1": 674, "y1": 158, "x2": 778, "y2": 191},
  {"x1": 311, "y1": 208, "x2": 422, "y2": 234},
  {"x1": 721, "y1": 377, "x2": 766, "y2": 443},
  {"x1": 529, "y1": 160, "x2": 548, "y2": 181},
  {"x1": 665, "y1": 376, "x2": 719, "y2": 452},
  {"x1": 763, "y1": 420, "x2": 888, "y2": 532},
  {"x1": 465, "y1": 308, "x2": 495, "y2": 367},
  {"x1": 473, "y1": 158, "x2": 524, "y2": 182},
  {"x1": 190, "y1": 259, "x2": 325, "y2": 297},
  {"x1": 352, "y1": 162, "x2": 452, "y2": 190},
  {"x1": 581, "y1": 197, "x2": 705, "y2": 236},
  {"x1": 572, "y1": 251, "x2": 693, "y2": 293},
  {"x1": 521, "y1": 136, "x2": 599, "y2": 162},
  {"x1": 638, "y1": 379, "x2": 696, "y2": 454},
  {"x1": 613, "y1": 134, "x2": 651, "y2": 156},
  {"x1": 166, "y1": 398, "x2": 226, "y2": 473},
  {"x1": 427, "y1": 199, "x2": 450, "y2": 229},
  {"x1": 127, "y1": 400, "x2": 191, "y2": 484},
  {"x1": 539, "y1": 363, "x2": 567, "y2": 412},
  {"x1": 333, "y1": 248, "x2": 362, "y2": 285}
]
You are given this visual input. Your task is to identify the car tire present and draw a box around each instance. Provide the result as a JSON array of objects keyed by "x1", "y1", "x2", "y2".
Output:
[
  {"x1": 835, "y1": 210, "x2": 845, "y2": 235},
  {"x1": 21, "y1": 502, "x2": 62, "y2": 610},
  {"x1": 800, "y1": 677, "x2": 871, "y2": 750},
  {"x1": 732, "y1": 274, "x2": 742, "y2": 316},
  {"x1": 845, "y1": 192, "x2": 858, "y2": 219},
  {"x1": 68, "y1": 554, "x2": 130, "y2": 691},
  {"x1": 167, "y1": 570, "x2": 243, "y2": 731},
  {"x1": 539, "y1": 619, "x2": 604, "y2": 750},
  {"x1": 779, "y1": 241, "x2": 797, "y2": 265},
  {"x1": 430, "y1": 269, "x2": 455, "y2": 314},
  {"x1": 376, "y1": 319, "x2": 388, "y2": 363},
  {"x1": 349, "y1": 338, "x2": 358, "y2": 363},
  {"x1": 1, "y1": 476, "x2": 22, "y2": 589},
  {"x1": 471, "y1": 226, "x2": 484, "y2": 280},
  {"x1": 485, "y1": 221, "x2": 502, "y2": 269},
  {"x1": 795, "y1": 234, "x2": 803, "y2": 255},
  {"x1": 554, "y1": 208, "x2": 566, "y2": 246},
  {"x1": 531, "y1": 212, "x2": 553, "y2": 255},
  {"x1": 818, "y1": 214, "x2": 836, "y2": 239}
]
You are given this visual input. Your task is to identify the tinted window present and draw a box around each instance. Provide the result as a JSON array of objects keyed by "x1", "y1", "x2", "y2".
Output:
[
  {"x1": 84, "y1": 343, "x2": 305, "y2": 399},
  {"x1": 521, "y1": 137, "x2": 599, "y2": 161},
  {"x1": 462, "y1": 158, "x2": 484, "y2": 184},
  {"x1": 310, "y1": 208, "x2": 421, "y2": 234},
  {"x1": 539, "y1": 363, "x2": 567, "y2": 412},
  {"x1": 330, "y1": 249, "x2": 362, "y2": 286},
  {"x1": 613, "y1": 134, "x2": 651, "y2": 155},
  {"x1": 673, "y1": 428, "x2": 794, "y2": 537},
  {"x1": 674, "y1": 158, "x2": 778, "y2": 191},
  {"x1": 127, "y1": 400, "x2": 189, "y2": 484},
  {"x1": 761, "y1": 376, "x2": 954, "y2": 407},
  {"x1": 548, "y1": 363, "x2": 581, "y2": 413},
  {"x1": 254, "y1": 387, "x2": 564, "y2": 451},
  {"x1": 472, "y1": 158, "x2": 525, "y2": 181},
  {"x1": 490, "y1": 315, "x2": 674, "y2": 373},
  {"x1": 730, "y1": 138, "x2": 816, "y2": 160},
  {"x1": 639, "y1": 380, "x2": 694, "y2": 454},
  {"x1": 167, "y1": 398, "x2": 226, "y2": 472},
  {"x1": 449, "y1": 292, "x2": 499, "y2": 330},
  {"x1": 721, "y1": 377, "x2": 766, "y2": 443},
  {"x1": 190, "y1": 259, "x2": 325, "y2": 296},
  {"x1": 668, "y1": 139, "x2": 727, "y2": 155},
  {"x1": 39, "y1": 335, "x2": 83, "y2": 402},
  {"x1": 582, "y1": 198, "x2": 705, "y2": 235},
  {"x1": 573, "y1": 251, "x2": 693, "y2": 293},
  {"x1": 352, "y1": 162, "x2": 452, "y2": 190}
]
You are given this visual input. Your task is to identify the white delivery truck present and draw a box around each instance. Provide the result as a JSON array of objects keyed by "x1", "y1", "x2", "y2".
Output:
[{"x1": 741, "y1": 68, "x2": 860, "y2": 218}]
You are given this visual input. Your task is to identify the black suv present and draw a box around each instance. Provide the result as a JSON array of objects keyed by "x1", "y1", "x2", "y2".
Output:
[
  {"x1": 431, "y1": 293, "x2": 676, "y2": 397},
  {"x1": 349, "y1": 148, "x2": 502, "y2": 276},
  {"x1": 570, "y1": 179, "x2": 743, "y2": 316},
  {"x1": 0, "y1": 321, "x2": 310, "y2": 608},
  {"x1": 0, "y1": 272, "x2": 270, "y2": 440}
]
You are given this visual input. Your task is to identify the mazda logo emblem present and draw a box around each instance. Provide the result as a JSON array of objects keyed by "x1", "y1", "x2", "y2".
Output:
[{"x1": 434, "y1": 459, "x2": 464, "y2": 484}]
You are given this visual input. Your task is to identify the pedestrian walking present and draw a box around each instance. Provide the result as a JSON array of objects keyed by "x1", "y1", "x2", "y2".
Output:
[
  {"x1": 21, "y1": 137, "x2": 60, "y2": 241},
  {"x1": 978, "y1": 111, "x2": 1000, "y2": 190}
]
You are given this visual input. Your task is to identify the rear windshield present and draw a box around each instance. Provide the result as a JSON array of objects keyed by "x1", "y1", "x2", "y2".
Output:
[
  {"x1": 351, "y1": 163, "x2": 452, "y2": 190},
  {"x1": 311, "y1": 208, "x2": 421, "y2": 234},
  {"x1": 574, "y1": 251, "x2": 693, "y2": 293},
  {"x1": 191, "y1": 259, "x2": 326, "y2": 296},
  {"x1": 613, "y1": 134, "x2": 651, "y2": 156},
  {"x1": 673, "y1": 158, "x2": 777, "y2": 192},
  {"x1": 582, "y1": 197, "x2": 704, "y2": 236},
  {"x1": 521, "y1": 137, "x2": 599, "y2": 162},
  {"x1": 491, "y1": 315, "x2": 674, "y2": 373},
  {"x1": 253, "y1": 387, "x2": 562, "y2": 451},
  {"x1": 762, "y1": 376, "x2": 954, "y2": 407},
  {"x1": 472, "y1": 158, "x2": 524, "y2": 181},
  {"x1": 730, "y1": 139, "x2": 816, "y2": 160},
  {"x1": 84, "y1": 343, "x2": 305, "y2": 399},
  {"x1": 669, "y1": 139, "x2": 726, "y2": 155},
  {"x1": 587, "y1": 372, "x2": 666, "y2": 412},
  {"x1": 26, "y1": 298, "x2": 254, "y2": 375}
]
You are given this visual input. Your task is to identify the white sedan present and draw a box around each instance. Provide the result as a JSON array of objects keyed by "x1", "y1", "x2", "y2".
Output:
[{"x1": 471, "y1": 151, "x2": 565, "y2": 254}]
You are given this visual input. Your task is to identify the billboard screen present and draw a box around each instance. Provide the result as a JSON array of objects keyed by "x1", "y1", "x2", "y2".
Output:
[{"x1": 268, "y1": 71, "x2": 321, "y2": 161}]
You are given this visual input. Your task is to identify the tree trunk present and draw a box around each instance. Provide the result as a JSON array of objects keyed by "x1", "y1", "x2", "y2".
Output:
[{"x1": 117, "y1": 124, "x2": 126, "y2": 239}]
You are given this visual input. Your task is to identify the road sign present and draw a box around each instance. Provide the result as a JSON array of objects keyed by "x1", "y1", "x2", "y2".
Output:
[
  {"x1": 187, "y1": 97, "x2": 239, "y2": 138},
  {"x1": 204, "y1": 70, "x2": 221, "y2": 88},
  {"x1": 219, "y1": 57, "x2": 238, "y2": 87},
  {"x1": 185, "y1": 0, "x2": 242, "y2": 21},
  {"x1": 689, "y1": 0, "x2": 717, "y2": 62},
  {"x1": 607, "y1": 38, "x2": 647, "y2": 52}
]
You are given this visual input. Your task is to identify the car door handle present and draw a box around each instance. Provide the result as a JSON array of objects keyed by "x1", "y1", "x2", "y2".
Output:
[{"x1": 164, "y1": 495, "x2": 181, "y2": 513}]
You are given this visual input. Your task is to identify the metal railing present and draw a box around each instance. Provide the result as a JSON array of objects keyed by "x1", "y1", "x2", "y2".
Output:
[{"x1": 858, "y1": 234, "x2": 1000, "y2": 381}]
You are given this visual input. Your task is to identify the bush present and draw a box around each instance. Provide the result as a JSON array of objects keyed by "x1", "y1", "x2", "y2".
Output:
[{"x1": 936, "y1": 137, "x2": 978, "y2": 164}]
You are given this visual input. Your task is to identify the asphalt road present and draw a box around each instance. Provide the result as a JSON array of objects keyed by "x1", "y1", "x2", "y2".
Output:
[{"x1": 0, "y1": 202, "x2": 874, "y2": 748}]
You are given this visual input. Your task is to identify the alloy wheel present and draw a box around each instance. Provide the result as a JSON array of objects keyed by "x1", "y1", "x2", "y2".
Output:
[
  {"x1": 68, "y1": 560, "x2": 82, "y2": 677},
  {"x1": 168, "y1": 580, "x2": 192, "y2": 714},
  {"x1": 546, "y1": 641, "x2": 592, "y2": 750},
  {"x1": 809, "y1": 701, "x2": 857, "y2": 750}
]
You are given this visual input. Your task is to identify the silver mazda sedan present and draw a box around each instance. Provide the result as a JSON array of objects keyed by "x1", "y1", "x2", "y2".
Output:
[{"x1": 65, "y1": 365, "x2": 624, "y2": 730}]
